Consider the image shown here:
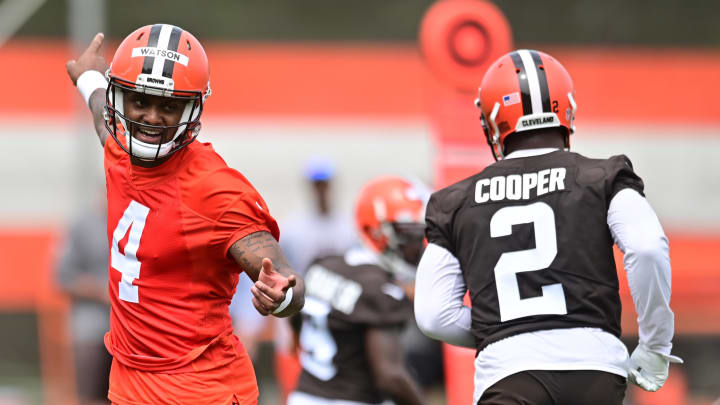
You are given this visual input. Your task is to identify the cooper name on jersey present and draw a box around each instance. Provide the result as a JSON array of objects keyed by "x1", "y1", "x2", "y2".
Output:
[
  {"x1": 475, "y1": 167, "x2": 566, "y2": 204},
  {"x1": 305, "y1": 264, "x2": 363, "y2": 315}
]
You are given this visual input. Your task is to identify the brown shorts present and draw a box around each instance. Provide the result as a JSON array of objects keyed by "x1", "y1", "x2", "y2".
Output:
[{"x1": 478, "y1": 370, "x2": 626, "y2": 405}]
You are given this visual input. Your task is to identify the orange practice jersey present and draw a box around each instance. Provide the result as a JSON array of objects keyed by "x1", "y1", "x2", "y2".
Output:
[
  {"x1": 108, "y1": 333, "x2": 258, "y2": 405},
  {"x1": 103, "y1": 137, "x2": 278, "y2": 378}
]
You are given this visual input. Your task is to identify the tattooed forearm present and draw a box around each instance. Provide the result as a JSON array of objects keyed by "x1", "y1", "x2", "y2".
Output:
[
  {"x1": 229, "y1": 231, "x2": 291, "y2": 280},
  {"x1": 244, "y1": 231, "x2": 277, "y2": 251},
  {"x1": 229, "y1": 231, "x2": 305, "y2": 317}
]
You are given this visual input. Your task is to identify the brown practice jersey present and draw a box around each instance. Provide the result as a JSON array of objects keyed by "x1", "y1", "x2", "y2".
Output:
[
  {"x1": 295, "y1": 252, "x2": 413, "y2": 404},
  {"x1": 424, "y1": 150, "x2": 644, "y2": 351}
]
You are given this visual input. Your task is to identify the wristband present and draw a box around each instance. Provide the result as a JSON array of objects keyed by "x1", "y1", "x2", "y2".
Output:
[
  {"x1": 272, "y1": 287, "x2": 293, "y2": 315},
  {"x1": 76, "y1": 70, "x2": 108, "y2": 106}
]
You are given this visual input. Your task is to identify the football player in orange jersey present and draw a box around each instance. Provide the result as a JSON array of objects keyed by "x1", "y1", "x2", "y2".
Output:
[{"x1": 65, "y1": 25, "x2": 305, "y2": 405}]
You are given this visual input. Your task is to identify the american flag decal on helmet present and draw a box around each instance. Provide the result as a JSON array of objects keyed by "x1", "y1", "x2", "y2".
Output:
[{"x1": 502, "y1": 92, "x2": 521, "y2": 106}]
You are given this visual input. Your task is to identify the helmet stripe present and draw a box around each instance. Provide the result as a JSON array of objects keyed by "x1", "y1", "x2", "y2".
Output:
[
  {"x1": 161, "y1": 26, "x2": 183, "y2": 79},
  {"x1": 517, "y1": 49, "x2": 544, "y2": 114},
  {"x1": 141, "y1": 24, "x2": 163, "y2": 75},
  {"x1": 509, "y1": 51, "x2": 532, "y2": 115},
  {"x1": 529, "y1": 50, "x2": 551, "y2": 112}
]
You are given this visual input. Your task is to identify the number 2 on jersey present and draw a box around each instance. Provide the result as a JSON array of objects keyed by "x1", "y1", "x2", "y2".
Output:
[
  {"x1": 110, "y1": 200, "x2": 150, "y2": 303},
  {"x1": 491, "y1": 201, "x2": 567, "y2": 322}
]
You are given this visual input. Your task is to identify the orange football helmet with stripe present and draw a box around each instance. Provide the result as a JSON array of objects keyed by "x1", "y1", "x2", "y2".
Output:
[
  {"x1": 355, "y1": 176, "x2": 429, "y2": 280},
  {"x1": 475, "y1": 49, "x2": 577, "y2": 160},
  {"x1": 105, "y1": 24, "x2": 211, "y2": 160}
]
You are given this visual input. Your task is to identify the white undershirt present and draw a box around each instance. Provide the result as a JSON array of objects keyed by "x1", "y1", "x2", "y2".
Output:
[{"x1": 414, "y1": 148, "x2": 676, "y2": 401}]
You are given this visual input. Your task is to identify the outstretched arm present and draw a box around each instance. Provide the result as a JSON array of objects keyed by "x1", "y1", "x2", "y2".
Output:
[
  {"x1": 66, "y1": 32, "x2": 110, "y2": 146},
  {"x1": 229, "y1": 231, "x2": 305, "y2": 317}
]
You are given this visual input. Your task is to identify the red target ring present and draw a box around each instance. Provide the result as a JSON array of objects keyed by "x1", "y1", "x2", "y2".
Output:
[
  {"x1": 420, "y1": 0, "x2": 513, "y2": 92},
  {"x1": 448, "y1": 21, "x2": 489, "y2": 66}
]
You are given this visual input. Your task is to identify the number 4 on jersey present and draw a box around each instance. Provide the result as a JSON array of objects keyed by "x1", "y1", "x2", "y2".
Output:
[{"x1": 110, "y1": 200, "x2": 150, "y2": 303}]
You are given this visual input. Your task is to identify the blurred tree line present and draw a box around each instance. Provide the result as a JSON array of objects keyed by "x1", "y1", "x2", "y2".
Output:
[{"x1": 16, "y1": 0, "x2": 720, "y2": 46}]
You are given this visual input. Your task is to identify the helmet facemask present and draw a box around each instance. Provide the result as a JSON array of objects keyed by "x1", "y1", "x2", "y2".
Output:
[
  {"x1": 355, "y1": 176, "x2": 429, "y2": 280},
  {"x1": 477, "y1": 96, "x2": 504, "y2": 161},
  {"x1": 105, "y1": 75, "x2": 208, "y2": 161},
  {"x1": 376, "y1": 221, "x2": 426, "y2": 282}
]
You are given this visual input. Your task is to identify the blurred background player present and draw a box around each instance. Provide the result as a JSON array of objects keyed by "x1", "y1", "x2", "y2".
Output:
[
  {"x1": 276, "y1": 156, "x2": 357, "y2": 401},
  {"x1": 288, "y1": 176, "x2": 428, "y2": 405},
  {"x1": 65, "y1": 25, "x2": 304, "y2": 404},
  {"x1": 415, "y1": 49, "x2": 682, "y2": 404},
  {"x1": 281, "y1": 156, "x2": 357, "y2": 276},
  {"x1": 55, "y1": 194, "x2": 111, "y2": 405}
]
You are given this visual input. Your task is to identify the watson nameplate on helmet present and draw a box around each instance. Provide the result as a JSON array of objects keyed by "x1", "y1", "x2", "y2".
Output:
[{"x1": 131, "y1": 47, "x2": 189, "y2": 66}]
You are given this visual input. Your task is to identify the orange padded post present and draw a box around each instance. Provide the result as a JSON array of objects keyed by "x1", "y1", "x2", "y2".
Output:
[{"x1": 419, "y1": 2, "x2": 513, "y2": 403}]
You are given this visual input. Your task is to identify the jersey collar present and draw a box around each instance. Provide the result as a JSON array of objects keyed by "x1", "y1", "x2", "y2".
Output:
[
  {"x1": 129, "y1": 143, "x2": 190, "y2": 188},
  {"x1": 504, "y1": 148, "x2": 559, "y2": 160}
]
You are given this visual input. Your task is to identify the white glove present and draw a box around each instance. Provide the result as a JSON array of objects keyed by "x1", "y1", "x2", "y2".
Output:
[{"x1": 627, "y1": 345, "x2": 683, "y2": 392}]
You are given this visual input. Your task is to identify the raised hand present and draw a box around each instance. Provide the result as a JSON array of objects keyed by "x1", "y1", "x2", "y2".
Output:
[
  {"x1": 66, "y1": 32, "x2": 109, "y2": 85},
  {"x1": 251, "y1": 258, "x2": 297, "y2": 316}
]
